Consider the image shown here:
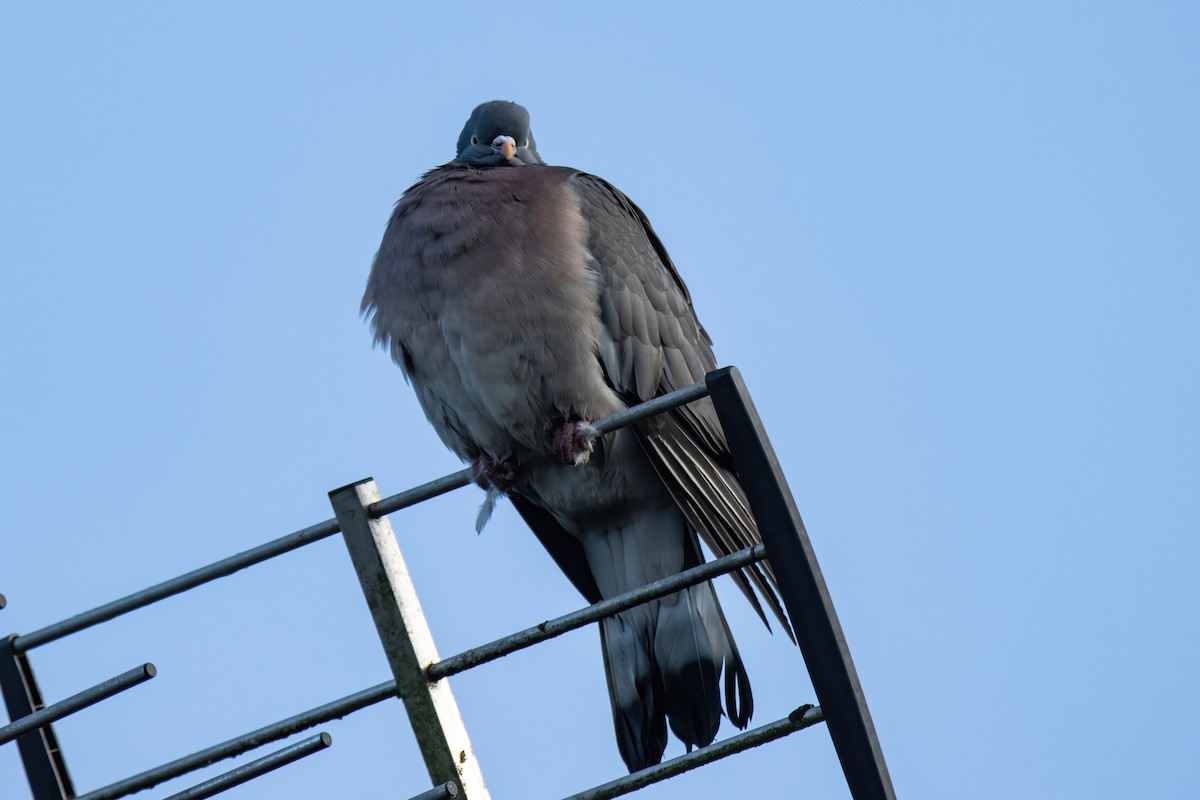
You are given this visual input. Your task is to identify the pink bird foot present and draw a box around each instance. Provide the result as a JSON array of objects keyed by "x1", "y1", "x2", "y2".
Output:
[
  {"x1": 470, "y1": 453, "x2": 515, "y2": 492},
  {"x1": 553, "y1": 419, "x2": 600, "y2": 466}
]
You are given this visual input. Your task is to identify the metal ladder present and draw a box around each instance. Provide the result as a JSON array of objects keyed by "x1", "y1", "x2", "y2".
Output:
[{"x1": 1, "y1": 366, "x2": 895, "y2": 800}]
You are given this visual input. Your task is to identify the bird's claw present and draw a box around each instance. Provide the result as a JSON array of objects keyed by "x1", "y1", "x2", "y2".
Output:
[
  {"x1": 470, "y1": 454, "x2": 515, "y2": 492},
  {"x1": 554, "y1": 420, "x2": 600, "y2": 467}
]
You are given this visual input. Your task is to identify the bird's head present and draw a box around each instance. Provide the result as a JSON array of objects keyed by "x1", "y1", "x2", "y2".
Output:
[{"x1": 455, "y1": 100, "x2": 544, "y2": 166}]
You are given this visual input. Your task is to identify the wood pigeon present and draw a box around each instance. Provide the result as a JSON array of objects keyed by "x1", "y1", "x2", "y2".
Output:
[{"x1": 362, "y1": 100, "x2": 793, "y2": 773}]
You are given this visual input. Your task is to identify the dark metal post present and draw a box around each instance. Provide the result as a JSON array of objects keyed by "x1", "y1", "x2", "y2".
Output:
[
  {"x1": 329, "y1": 479, "x2": 490, "y2": 800},
  {"x1": 0, "y1": 635, "x2": 74, "y2": 800},
  {"x1": 705, "y1": 367, "x2": 896, "y2": 800}
]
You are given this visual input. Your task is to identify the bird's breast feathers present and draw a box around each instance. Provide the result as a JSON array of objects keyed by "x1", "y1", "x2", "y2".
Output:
[{"x1": 365, "y1": 166, "x2": 625, "y2": 463}]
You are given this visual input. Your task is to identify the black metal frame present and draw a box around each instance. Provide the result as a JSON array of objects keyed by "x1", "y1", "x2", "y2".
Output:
[
  {"x1": 0, "y1": 636, "x2": 74, "y2": 800},
  {"x1": 707, "y1": 367, "x2": 896, "y2": 799}
]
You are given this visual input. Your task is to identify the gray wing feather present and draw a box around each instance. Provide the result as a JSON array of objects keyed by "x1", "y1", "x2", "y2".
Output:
[{"x1": 569, "y1": 172, "x2": 794, "y2": 640}]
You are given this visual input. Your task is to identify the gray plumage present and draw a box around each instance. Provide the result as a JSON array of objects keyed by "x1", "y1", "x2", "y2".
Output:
[{"x1": 362, "y1": 100, "x2": 793, "y2": 772}]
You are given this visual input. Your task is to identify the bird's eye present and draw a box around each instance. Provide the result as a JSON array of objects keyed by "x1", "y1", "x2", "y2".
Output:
[
  {"x1": 524, "y1": 138, "x2": 530, "y2": 148},
  {"x1": 470, "y1": 135, "x2": 478, "y2": 145}
]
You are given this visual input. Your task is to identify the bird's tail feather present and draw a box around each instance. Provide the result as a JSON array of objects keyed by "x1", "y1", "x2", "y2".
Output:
[
  {"x1": 715, "y1": 589, "x2": 753, "y2": 729},
  {"x1": 600, "y1": 609, "x2": 666, "y2": 772},
  {"x1": 599, "y1": 580, "x2": 752, "y2": 773}
]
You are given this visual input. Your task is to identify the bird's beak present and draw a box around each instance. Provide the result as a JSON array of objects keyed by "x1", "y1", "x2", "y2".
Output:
[{"x1": 492, "y1": 135, "x2": 517, "y2": 161}]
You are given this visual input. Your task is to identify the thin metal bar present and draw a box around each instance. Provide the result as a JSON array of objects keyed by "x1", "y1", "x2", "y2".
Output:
[
  {"x1": 706, "y1": 366, "x2": 896, "y2": 800},
  {"x1": 12, "y1": 519, "x2": 341, "y2": 653},
  {"x1": 589, "y1": 380, "x2": 709, "y2": 435},
  {"x1": 160, "y1": 733, "x2": 332, "y2": 800},
  {"x1": 368, "y1": 381, "x2": 709, "y2": 519},
  {"x1": 369, "y1": 469, "x2": 473, "y2": 518},
  {"x1": 428, "y1": 543, "x2": 767, "y2": 681},
  {"x1": 330, "y1": 479, "x2": 491, "y2": 800},
  {"x1": 0, "y1": 663, "x2": 155, "y2": 746},
  {"x1": 561, "y1": 705, "x2": 825, "y2": 800},
  {"x1": 75, "y1": 681, "x2": 397, "y2": 800},
  {"x1": 406, "y1": 782, "x2": 460, "y2": 800},
  {"x1": 0, "y1": 635, "x2": 74, "y2": 800}
]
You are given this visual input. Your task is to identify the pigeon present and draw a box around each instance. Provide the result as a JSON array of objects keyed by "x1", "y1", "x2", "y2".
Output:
[{"x1": 362, "y1": 100, "x2": 793, "y2": 772}]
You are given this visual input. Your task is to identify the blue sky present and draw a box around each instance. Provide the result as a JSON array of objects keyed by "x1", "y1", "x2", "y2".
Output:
[{"x1": 2, "y1": 3, "x2": 1197, "y2": 798}]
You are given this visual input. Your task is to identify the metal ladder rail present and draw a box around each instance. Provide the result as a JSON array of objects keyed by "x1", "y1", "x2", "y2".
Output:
[
  {"x1": 1, "y1": 463, "x2": 478, "y2": 798},
  {"x1": 332, "y1": 367, "x2": 896, "y2": 800},
  {"x1": 71, "y1": 543, "x2": 777, "y2": 800},
  {"x1": 0, "y1": 380, "x2": 720, "y2": 800},
  {"x1": 3, "y1": 367, "x2": 894, "y2": 800}
]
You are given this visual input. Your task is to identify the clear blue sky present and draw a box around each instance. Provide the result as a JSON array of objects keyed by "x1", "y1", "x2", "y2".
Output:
[{"x1": 2, "y1": 3, "x2": 1197, "y2": 799}]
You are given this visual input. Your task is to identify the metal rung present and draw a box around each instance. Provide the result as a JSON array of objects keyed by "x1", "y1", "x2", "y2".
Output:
[
  {"x1": 561, "y1": 705, "x2": 825, "y2": 800},
  {"x1": 11, "y1": 520, "x2": 341, "y2": 654},
  {"x1": 71, "y1": 544, "x2": 767, "y2": 800},
  {"x1": 74, "y1": 682, "x2": 396, "y2": 800},
  {"x1": 0, "y1": 664, "x2": 155, "y2": 746},
  {"x1": 427, "y1": 543, "x2": 767, "y2": 681},
  {"x1": 160, "y1": 733, "x2": 331, "y2": 800},
  {"x1": 9, "y1": 382, "x2": 713, "y2": 657},
  {"x1": 406, "y1": 782, "x2": 460, "y2": 800},
  {"x1": 366, "y1": 381, "x2": 710, "y2": 519}
]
